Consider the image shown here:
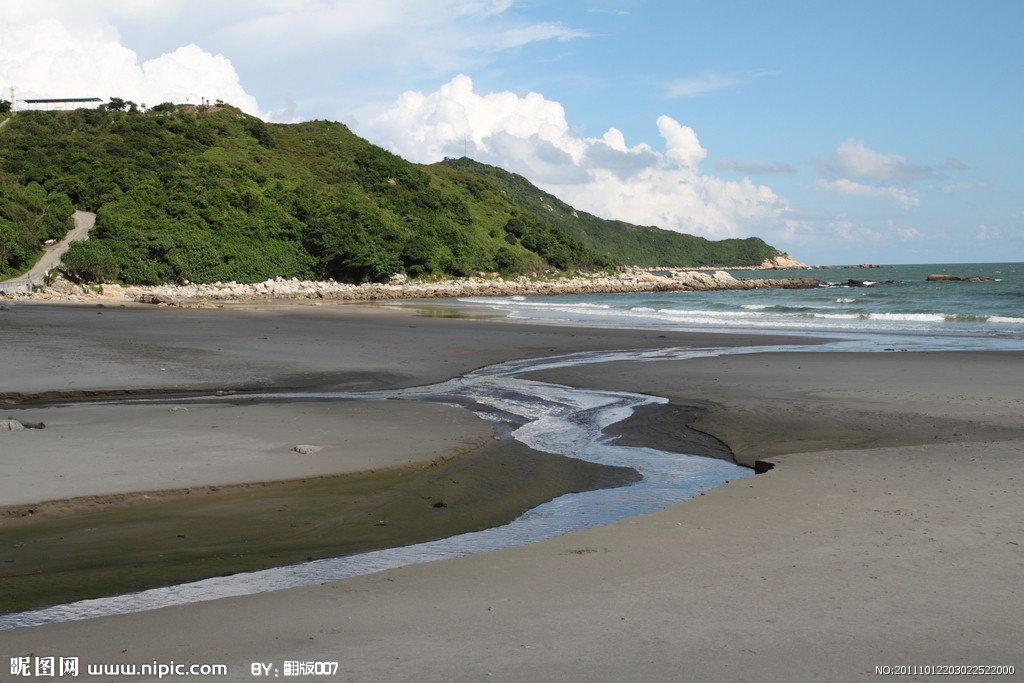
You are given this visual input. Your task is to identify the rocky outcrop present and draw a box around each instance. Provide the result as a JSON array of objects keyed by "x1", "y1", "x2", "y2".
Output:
[
  {"x1": 757, "y1": 254, "x2": 812, "y2": 269},
  {"x1": 6, "y1": 269, "x2": 826, "y2": 306},
  {"x1": 926, "y1": 274, "x2": 994, "y2": 282}
]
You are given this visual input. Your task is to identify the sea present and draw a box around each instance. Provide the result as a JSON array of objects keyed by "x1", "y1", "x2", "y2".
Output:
[{"x1": 458, "y1": 262, "x2": 1024, "y2": 350}]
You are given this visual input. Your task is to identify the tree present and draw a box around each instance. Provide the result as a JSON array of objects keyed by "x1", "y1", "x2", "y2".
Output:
[
  {"x1": 105, "y1": 97, "x2": 127, "y2": 112},
  {"x1": 62, "y1": 240, "x2": 119, "y2": 283},
  {"x1": 0, "y1": 100, "x2": 11, "y2": 114}
]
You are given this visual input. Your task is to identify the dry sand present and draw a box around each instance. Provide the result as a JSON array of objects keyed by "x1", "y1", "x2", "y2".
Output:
[{"x1": 1, "y1": 300, "x2": 1022, "y2": 681}]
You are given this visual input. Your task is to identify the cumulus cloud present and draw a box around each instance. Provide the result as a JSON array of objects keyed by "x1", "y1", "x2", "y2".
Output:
[
  {"x1": 363, "y1": 75, "x2": 788, "y2": 238},
  {"x1": 816, "y1": 138, "x2": 934, "y2": 182},
  {"x1": 810, "y1": 139, "x2": 937, "y2": 209},
  {"x1": 0, "y1": 7, "x2": 260, "y2": 114},
  {"x1": 715, "y1": 159, "x2": 797, "y2": 175},
  {"x1": 2, "y1": 1, "x2": 587, "y2": 121}
]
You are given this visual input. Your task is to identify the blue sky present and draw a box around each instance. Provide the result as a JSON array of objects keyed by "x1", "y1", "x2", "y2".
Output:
[{"x1": 2, "y1": 0, "x2": 1021, "y2": 265}]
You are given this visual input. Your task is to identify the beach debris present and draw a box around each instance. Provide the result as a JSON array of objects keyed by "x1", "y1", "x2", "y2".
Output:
[
  {"x1": 432, "y1": 500, "x2": 448, "y2": 508},
  {"x1": 0, "y1": 419, "x2": 25, "y2": 431},
  {"x1": 291, "y1": 444, "x2": 324, "y2": 454}
]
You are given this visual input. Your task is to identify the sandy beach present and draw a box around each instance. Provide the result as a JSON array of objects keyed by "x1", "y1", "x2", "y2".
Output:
[{"x1": 1, "y1": 300, "x2": 1022, "y2": 681}]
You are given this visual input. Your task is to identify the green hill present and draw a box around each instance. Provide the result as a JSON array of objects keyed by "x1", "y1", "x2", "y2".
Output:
[
  {"x1": 0, "y1": 106, "x2": 610, "y2": 284},
  {"x1": 436, "y1": 157, "x2": 783, "y2": 268}
]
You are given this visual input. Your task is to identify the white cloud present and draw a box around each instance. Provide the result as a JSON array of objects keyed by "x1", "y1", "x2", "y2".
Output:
[
  {"x1": 941, "y1": 181, "x2": 985, "y2": 194},
  {"x1": 782, "y1": 216, "x2": 881, "y2": 246},
  {"x1": 1, "y1": 1, "x2": 587, "y2": 122},
  {"x1": 665, "y1": 69, "x2": 778, "y2": 100},
  {"x1": 779, "y1": 215, "x2": 931, "y2": 262},
  {"x1": 975, "y1": 224, "x2": 1001, "y2": 240},
  {"x1": 894, "y1": 224, "x2": 924, "y2": 240},
  {"x1": 665, "y1": 73, "x2": 739, "y2": 99},
  {"x1": 814, "y1": 179, "x2": 920, "y2": 208},
  {"x1": 716, "y1": 159, "x2": 797, "y2": 175},
  {"x1": 817, "y1": 138, "x2": 934, "y2": 182},
  {"x1": 0, "y1": 7, "x2": 260, "y2": 114},
  {"x1": 811, "y1": 138, "x2": 934, "y2": 209},
  {"x1": 364, "y1": 75, "x2": 788, "y2": 238}
]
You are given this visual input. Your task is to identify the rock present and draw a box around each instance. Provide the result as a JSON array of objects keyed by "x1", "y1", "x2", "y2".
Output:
[
  {"x1": 759, "y1": 254, "x2": 812, "y2": 269},
  {"x1": 44, "y1": 277, "x2": 90, "y2": 296},
  {"x1": 291, "y1": 444, "x2": 324, "y2": 454},
  {"x1": 0, "y1": 419, "x2": 25, "y2": 431},
  {"x1": 929, "y1": 274, "x2": 991, "y2": 282},
  {"x1": 135, "y1": 293, "x2": 175, "y2": 305}
]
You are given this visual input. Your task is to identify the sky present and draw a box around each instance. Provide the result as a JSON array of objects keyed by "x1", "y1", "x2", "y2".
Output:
[{"x1": 1, "y1": 0, "x2": 1021, "y2": 265}]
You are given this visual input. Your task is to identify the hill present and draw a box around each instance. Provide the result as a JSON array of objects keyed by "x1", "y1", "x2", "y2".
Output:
[
  {"x1": 0, "y1": 106, "x2": 610, "y2": 284},
  {"x1": 436, "y1": 157, "x2": 783, "y2": 268}
]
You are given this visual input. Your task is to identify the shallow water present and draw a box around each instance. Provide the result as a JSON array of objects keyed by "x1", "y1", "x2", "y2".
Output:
[{"x1": 1, "y1": 332, "x2": 1018, "y2": 629}]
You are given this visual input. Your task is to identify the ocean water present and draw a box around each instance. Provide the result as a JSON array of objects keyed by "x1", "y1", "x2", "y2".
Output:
[{"x1": 459, "y1": 262, "x2": 1024, "y2": 346}]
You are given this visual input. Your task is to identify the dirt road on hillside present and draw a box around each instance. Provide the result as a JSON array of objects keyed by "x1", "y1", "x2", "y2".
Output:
[{"x1": 0, "y1": 210, "x2": 95, "y2": 293}]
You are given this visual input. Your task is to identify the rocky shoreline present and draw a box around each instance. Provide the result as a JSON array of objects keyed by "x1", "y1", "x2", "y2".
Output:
[{"x1": 2, "y1": 268, "x2": 825, "y2": 307}]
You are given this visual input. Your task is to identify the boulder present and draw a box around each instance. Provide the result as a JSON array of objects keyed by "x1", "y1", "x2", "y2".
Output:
[{"x1": 0, "y1": 419, "x2": 24, "y2": 431}]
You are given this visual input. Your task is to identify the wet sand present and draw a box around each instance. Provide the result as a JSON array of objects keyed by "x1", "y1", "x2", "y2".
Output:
[{"x1": 1, "y1": 301, "x2": 1022, "y2": 681}]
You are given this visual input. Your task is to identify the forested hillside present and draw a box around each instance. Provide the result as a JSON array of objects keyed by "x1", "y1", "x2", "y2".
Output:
[
  {"x1": 0, "y1": 106, "x2": 609, "y2": 284},
  {"x1": 437, "y1": 157, "x2": 782, "y2": 268},
  {"x1": 0, "y1": 106, "x2": 787, "y2": 286}
]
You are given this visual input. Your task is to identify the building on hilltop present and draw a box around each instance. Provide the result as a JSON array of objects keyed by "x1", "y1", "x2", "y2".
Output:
[{"x1": 18, "y1": 97, "x2": 103, "y2": 111}]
